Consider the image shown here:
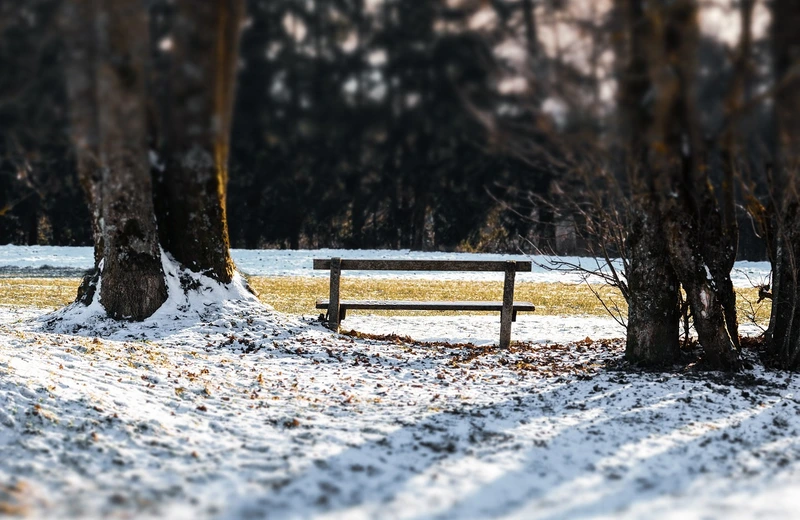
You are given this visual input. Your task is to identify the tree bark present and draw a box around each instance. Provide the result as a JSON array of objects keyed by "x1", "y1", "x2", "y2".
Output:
[
  {"x1": 618, "y1": 0, "x2": 680, "y2": 365},
  {"x1": 645, "y1": 0, "x2": 740, "y2": 370},
  {"x1": 626, "y1": 200, "x2": 681, "y2": 364},
  {"x1": 150, "y1": 0, "x2": 243, "y2": 283},
  {"x1": 95, "y1": 0, "x2": 167, "y2": 320},
  {"x1": 766, "y1": 0, "x2": 800, "y2": 368},
  {"x1": 61, "y1": 0, "x2": 247, "y2": 321},
  {"x1": 63, "y1": 0, "x2": 167, "y2": 319},
  {"x1": 61, "y1": 0, "x2": 103, "y2": 301}
]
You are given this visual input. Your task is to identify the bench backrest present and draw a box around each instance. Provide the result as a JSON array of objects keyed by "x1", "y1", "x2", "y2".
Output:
[{"x1": 313, "y1": 258, "x2": 532, "y2": 272}]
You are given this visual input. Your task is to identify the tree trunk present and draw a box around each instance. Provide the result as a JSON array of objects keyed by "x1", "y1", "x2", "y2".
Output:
[
  {"x1": 659, "y1": 191, "x2": 740, "y2": 370},
  {"x1": 626, "y1": 201, "x2": 681, "y2": 364},
  {"x1": 63, "y1": 0, "x2": 167, "y2": 319},
  {"x1": 715, "y1": 0, "x2": 754, "y2": 349},
  {"x1": 150, "y1": 0, "x2": 243, "y2": 283},
  {"x1": 411, "y1": 173, "x2": 430, "y2": 250},
  {"x1": 24, "y1": 197, "x2": 40, "y2": 246},
  {"x1": 646, "y1": 0, "x2": 740, "y2": 370},
  {"x1": 766, "y1": 0, "x2": 800, "y2": 368},
  {"x1": 62, "y1": 0, "x2": 246, "y2": 322},
  {"x1": 95, "y1": 0, "x2": 167, "y2": 320},
  {"x1": 61, "y1": 0, "x2": 103, "y2": 279},
  {"x1": 522, "y1": 0, "x2": 538, "y2": 61},
  {"x1": 618, "y1": 0, "x2": 680, "y2": 365}
]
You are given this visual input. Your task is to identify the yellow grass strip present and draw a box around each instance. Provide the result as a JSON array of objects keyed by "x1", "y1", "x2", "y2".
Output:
[
  {"x1": 0, "y1": 278, "x2": 79, "y2": 309},
  {"x1": 0, "y1": 276, "x2": 771, "y2": 325},
  {"x1": 248, "y1": 277, "x2": 630, "y2": 317}
]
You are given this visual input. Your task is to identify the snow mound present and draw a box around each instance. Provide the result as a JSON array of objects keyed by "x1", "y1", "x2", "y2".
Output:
[{"x1": 38, "y1": 252, "x2": 275, "y2": 339}]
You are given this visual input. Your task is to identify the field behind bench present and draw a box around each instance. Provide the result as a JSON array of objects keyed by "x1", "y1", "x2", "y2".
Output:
[{"x1": 0, "y1": 276, "x2": 771, "y2": 324}]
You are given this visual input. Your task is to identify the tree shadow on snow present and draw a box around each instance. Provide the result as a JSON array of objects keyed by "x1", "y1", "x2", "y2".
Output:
[
  {"x1": 19, "y1": 306, "x2": 800, "y2": 519},
  {"x1": 228, "y1": 368, "x2": 796, "y2": 519}
]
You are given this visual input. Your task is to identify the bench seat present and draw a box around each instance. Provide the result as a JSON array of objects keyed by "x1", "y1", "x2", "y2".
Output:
[{"x1": 316, "y1": 299, "x2": 535, "y2": 321}]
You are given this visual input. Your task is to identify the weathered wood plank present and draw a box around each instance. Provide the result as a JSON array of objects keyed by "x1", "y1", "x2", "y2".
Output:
[
  {"x1": 326, "y1": 257, "x2": 341, "y2": 332},
  {"x1": 499, "y1": 261, "x2": 516, "y2": 348},
  {"x1": 315, "y1": 299, "x2": 536, "y2": 312},
  {"x1": 313, "y1": 259, "x2": 532, "y2": 272}
]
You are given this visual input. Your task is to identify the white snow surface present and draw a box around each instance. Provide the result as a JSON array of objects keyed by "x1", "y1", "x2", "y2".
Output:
[
  {"x1": 1, "y1": 256, "x2": 799, "y2": 519},
  {"x1": 0, "y1": 244, "x2": 772, "y2": 286}
]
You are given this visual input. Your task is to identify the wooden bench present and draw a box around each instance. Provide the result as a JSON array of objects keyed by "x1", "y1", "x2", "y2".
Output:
[{"x1": 313, "y1": 258, "x2": 535, "y2": 348}]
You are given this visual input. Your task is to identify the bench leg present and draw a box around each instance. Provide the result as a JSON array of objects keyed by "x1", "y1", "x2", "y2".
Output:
[
  {"x1": 499, "y1": 261, "x2": 516, "y2": 348},
  {"x1": 327, "y1": 257, "x2": 342, "y2": 332}
]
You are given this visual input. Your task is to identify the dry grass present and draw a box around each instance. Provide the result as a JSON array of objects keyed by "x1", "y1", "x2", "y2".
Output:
[
  {"x1": 0, "y1": 276, "x2": 771, "y2": 325},
  {"x1": 247, "y1": 277, "x2": 628, "y2": 317},
  {"x1": 0, "y1": 278, "x2": 80, "y2": 309}
]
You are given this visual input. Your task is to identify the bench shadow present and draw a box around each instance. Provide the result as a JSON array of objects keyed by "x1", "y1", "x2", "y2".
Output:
[{"x1": 432, "y1": 392, "x2": 785, "y2": 520}]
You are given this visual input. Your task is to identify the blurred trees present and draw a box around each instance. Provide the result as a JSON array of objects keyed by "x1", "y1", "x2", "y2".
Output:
[
  {"x1": 0, "y1": 0, "x2": 588, "y2": 252},
  {"x1": 0, "y1": 0, "x2": 90, "y2": 246},
  {"x1": 227, "y1": 0, "x2": 507, "y2": 250},
  {"x1": 2, "y1": 0, "x2": 780, "y2": 259}
]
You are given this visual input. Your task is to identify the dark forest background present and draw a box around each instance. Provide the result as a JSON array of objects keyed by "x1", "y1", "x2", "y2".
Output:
[{"x1": 0, "y1": 0, "x2": 773, "y2": 259}]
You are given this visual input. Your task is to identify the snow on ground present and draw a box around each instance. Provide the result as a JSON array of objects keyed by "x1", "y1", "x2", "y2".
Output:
[
  {"x1": 0, "y1": 245, "x2": 772, "y2": 286},
  {"x1": 344, "y1": 315, "x2": 766, "y2": 347},
  {"x1": 345, "y1": 315, "x2": 627, "y2": 346},
  {"x1": 2, "y1": 298, "x2": 800, "y2": 517},
  {"x1": 0, "y1": 247, "x2": 793, "y2": 519}
]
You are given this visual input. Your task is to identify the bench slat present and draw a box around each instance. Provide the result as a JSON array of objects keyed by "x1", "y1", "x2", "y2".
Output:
[
  {"x1": 313, "y1": 259, "x2": 532, "y2": 272},
  {"x1": 316, "y1": 299, "x2": 535, "y2": 312}
]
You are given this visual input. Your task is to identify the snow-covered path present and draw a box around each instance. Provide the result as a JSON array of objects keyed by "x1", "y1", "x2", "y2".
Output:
[{"x1": 2, "y1": 302, "x2": 800, "y2": 519}]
